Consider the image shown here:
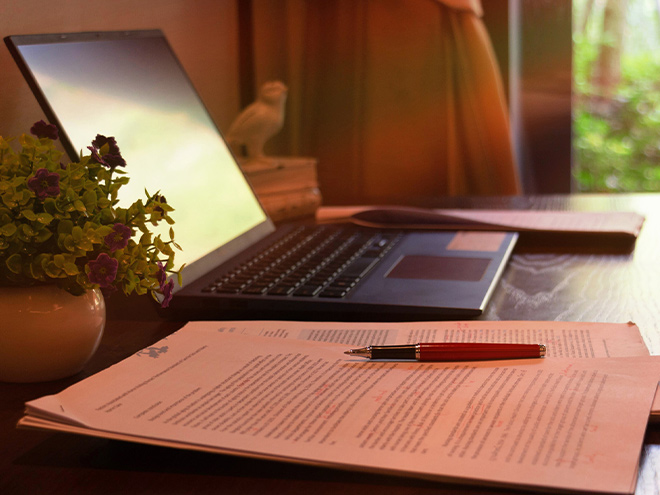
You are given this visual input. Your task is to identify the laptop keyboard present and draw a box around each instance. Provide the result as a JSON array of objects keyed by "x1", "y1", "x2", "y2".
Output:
[{"x1": 203, "y1": 226, "x2": 401, "y2": 298}]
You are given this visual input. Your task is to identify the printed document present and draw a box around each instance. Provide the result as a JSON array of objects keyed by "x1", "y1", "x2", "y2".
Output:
[
  {"x1": 19, "y1": 321, "x2": 660, "y2": 494},
  {"x1": 209, "y1": 319, "x2": 648, "y2": 358},
  {"x1": 212, "y1": 319, "x2": 660, "y2": 418}
]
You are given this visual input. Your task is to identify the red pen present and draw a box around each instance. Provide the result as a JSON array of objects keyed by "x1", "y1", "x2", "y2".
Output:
[{"x1": 344, "y1": 342, "x2": 546, "y2": 361}]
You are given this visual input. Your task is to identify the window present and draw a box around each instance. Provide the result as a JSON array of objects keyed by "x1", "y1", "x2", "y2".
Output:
[{"x1": 573, "y1": 0, "x2": 660, "y2": 192}]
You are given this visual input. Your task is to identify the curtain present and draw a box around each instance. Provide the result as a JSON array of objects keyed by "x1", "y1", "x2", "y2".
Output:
[{"x1": 251, "y1": 0, "x2": 521, "y2": 204}]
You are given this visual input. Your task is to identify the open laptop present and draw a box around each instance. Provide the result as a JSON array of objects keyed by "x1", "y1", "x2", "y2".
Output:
[{"x1": 4, "y1": 30, "x2": 517, "y2": 321}]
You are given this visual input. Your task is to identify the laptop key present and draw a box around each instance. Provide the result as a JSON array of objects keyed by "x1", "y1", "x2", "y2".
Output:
[
  {"x1": 268, "y1": 285, "x2": 295, "y2": 296},
  {"x1": 214, "y1": 286, "x2": 243, "y2": 294},
  {"x1": 341, "y1": 257, "x2": 378, "y2": 278},
  {"x1": 330, "y1": 278, "x2": 356, "y2": 289},
  {"x1": 293, "y1": 285, "x2": 323, "y2": 297},
  {"x1": 243, "y1": 285, "x2": 269, "y2": 295},
  {"x1": 318, "y1": 287, "x2": 348, "y2": 298}
]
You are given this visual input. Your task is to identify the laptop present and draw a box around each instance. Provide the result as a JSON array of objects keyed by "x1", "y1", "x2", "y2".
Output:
[{"x1": 4, "y1": 30, "x2": 517, "y2": 321}]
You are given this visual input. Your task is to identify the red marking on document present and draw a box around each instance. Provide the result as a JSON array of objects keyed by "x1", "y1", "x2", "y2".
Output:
[
  {"x1": 472, "y1": 404, "x2": 485, "y2": 415},
  {"x1": 372, "y1": 390, "x2": 387, "y2": 402},
  {"x1": 556, "y1": 453, "x2": 600, "y2": 466},
  {"x1": 560, "y1": 364, "x2": 574, "y2": 377},
  {"x1": 322, "y1": 404, "x2": 337, "y2": 419},
  {"x1": 315, "y1": 384, "x2": 329, "y2": 396}
]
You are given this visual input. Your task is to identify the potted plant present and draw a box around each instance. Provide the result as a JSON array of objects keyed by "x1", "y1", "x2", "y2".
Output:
[{"x1": 0, "y1": 121, "x2": 182, "y2": 382}]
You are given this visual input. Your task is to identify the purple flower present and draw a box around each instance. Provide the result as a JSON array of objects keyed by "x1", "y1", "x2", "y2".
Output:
[
  {"x1": 104, "y1": 223, "x2": 132, "y2": 251},
  {"x1": 87, "y1": 146, "x2": 104, "y2": 164},
  {"x1": 87, "y1": 253, "x2": 119, "y2": 288},
  {"x1": 102, "y1": 153, "x2": 126, "y2": 168},
  {"x1": 155, "y1": 262, "x2": 174, "y2": 308},
  {"x1": 27, "y1": 168, "x2": 60, "y2": 200},
  {"x1": 92, "y1": 135, "x2": 121, "y2": 155},
  {"x1": 30, "y1": 120, "x2": 59, "y2": 140},
  {"x1": 160, "y1": 279, "x2": 174, "y2": 308},
  {"x1": 88, "y1": 134, "x2": 126, "y2": 168},
  {"x1": 154, "y1": 195, "x2": 168, "y2": 214},
  {"x1": 156, "y1": 261, "x2": 168, "y2": 288}
]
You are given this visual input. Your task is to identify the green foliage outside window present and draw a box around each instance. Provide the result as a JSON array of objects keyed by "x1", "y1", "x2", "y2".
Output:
[{"x1": 573, "y1": 0, "x2": 660, "y2": 192}]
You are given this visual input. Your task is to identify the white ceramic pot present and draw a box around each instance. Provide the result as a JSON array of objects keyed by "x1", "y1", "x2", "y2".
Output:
[{"x1": 0, "y1": 285, "x2": 105, "y2": 382}]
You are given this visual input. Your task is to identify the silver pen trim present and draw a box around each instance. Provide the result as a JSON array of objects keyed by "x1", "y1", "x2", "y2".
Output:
[{"x1": 343, "y1": 346, "x2": 371, "y2": 358}]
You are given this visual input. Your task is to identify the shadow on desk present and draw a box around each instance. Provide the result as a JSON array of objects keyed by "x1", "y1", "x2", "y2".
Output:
[
  {"x1": 10, "y1": 433, "x2": 517, "y2": 495},
  {"x1": 104, "y1": 292, "x2": 170, "y2": 322},
  {"x1": 514, "y1": 231, "x2": 637, "y2": 254}
]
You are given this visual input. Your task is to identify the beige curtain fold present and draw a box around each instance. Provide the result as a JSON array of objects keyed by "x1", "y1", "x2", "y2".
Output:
[{"x1": 251, "y1": 0, "x2": 521, "y2": 204}]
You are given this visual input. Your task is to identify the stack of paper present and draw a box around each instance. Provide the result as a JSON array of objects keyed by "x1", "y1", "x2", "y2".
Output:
[
  {"x1": 316, "y1": 205, "x2": 645, "y2": 239},
  {"x1": 19, "y1": 320, "x2": 660, "y2": 494}
]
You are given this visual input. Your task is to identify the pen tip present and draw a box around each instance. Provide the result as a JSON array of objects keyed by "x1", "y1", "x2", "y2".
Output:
[{"x1": 344, "y1": 347, "x2": 370, "y2": 358}]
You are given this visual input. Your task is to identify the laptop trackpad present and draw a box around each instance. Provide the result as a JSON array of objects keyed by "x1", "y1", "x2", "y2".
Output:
[{"x1": 386, "y1": 255, "x2": 491, "y2": 282}]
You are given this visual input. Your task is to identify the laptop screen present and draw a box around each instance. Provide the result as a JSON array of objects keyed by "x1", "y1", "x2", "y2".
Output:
[{"x1": 7, "y1": 31, "x2": 268, "y2": 281}]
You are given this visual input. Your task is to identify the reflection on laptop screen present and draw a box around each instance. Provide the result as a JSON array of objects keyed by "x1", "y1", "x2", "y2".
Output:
[{"x1": 15, "y1": 35, "x2": 267, "y2": 269}]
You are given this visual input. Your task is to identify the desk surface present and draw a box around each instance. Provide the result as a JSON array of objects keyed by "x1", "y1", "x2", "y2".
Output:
[{"x1": 3, "y1": 193, "x2": 660, "y2": 495}]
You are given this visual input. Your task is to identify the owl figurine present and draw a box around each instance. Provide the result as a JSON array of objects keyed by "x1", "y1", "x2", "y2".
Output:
[{"x1": 226, "y1": 80, "x2": 288, "y2": 159}]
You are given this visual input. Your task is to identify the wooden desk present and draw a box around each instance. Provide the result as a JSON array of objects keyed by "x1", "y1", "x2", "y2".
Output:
[{"x1": 3, "y1": 194, "x2": 660, "y2": 495}]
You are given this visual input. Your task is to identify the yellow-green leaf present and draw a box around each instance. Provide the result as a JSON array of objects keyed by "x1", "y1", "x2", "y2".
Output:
[
  {"x1": 43, "y1": 197, "x2": 63, "y2": 215},
  {"x1": 44, "y1": 261, "x2": 62, "y2": 278},
  {"x1": 63, "y1": 262, "x2": 80, "y2": 276},
  {"x1": 22, "y1": 210, "x2": 37, "y2": 221},
  {"x1": 82, "y1": 190, "x2": 97, "y2": 211},
  {"x1": 58, "y1": 220, "x2": 73, "y2": 234},
  {"x1": 35, "y1": 229, "x2": 53, "y2": 243},
  {"x1": 0, "y1": 223, "x2": 17, "y2": 236},
  {"x1": 6, "y1": 253, "x2": 22, "y2": 274},
  {"x1": 62, "y1": 234, "x2": 76, "y2": 252},
  {"x1": 36, "y1": 212, "x2": 54, "y2": 225},
  {"x1": 19, "y1": 224, "x2": 36, "y2": 240},
  {"x1": 72, "y1": 226, "x2": 83, "y2": 242}
]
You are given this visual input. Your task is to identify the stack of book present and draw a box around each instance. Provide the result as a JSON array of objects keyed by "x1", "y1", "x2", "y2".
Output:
[{"x1": 239, "y1": 156, "x2": 322, "y2": 222}]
